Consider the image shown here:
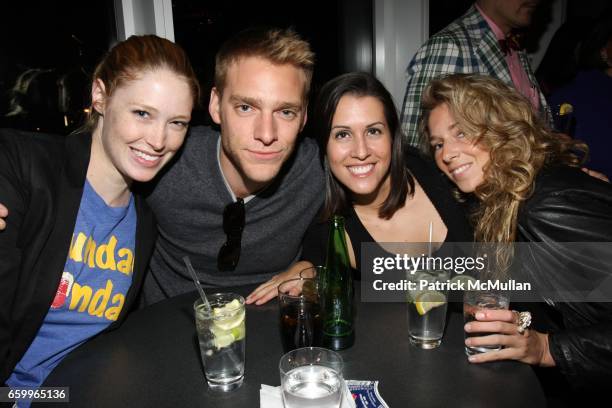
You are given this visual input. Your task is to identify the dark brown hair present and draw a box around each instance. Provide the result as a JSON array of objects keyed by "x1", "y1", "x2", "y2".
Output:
[{"x1": 314, "y1": 72, "x2": 413, "y2": 220}]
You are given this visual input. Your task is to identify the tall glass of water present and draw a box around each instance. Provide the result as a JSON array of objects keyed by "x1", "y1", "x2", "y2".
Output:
[
  {"x1": 407, "y1": 269, "x2": 450, "y2": 349},
  {"x1": 279, "y1": 347, "x2": 343, "y2": 408},
  {"x1": 194, "y1": 293, "x2": 246, "y2": 391}
]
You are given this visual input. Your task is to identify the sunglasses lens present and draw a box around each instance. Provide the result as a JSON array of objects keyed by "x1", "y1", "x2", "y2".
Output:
[
  {"x1": 218, "y1": 239, "x2": 241, "y2": 271},
  {"x1": 223, "y1": 200, "x2": 244, "y2": 230},
  {"x1": 218, "y1": 199, "x2": 245, "y2": 271}
]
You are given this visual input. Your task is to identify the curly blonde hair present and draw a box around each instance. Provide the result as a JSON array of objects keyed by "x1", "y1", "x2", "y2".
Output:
[{"x1": 420, "y1": 74, "x2": 586, "y2": 267}]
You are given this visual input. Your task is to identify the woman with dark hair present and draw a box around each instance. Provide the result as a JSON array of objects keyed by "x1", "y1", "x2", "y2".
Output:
[
  {"x1": 423, "y1": 73, "x2": 612, "y2": 389},
  {"x1": 0, "y1": 35, "x2": 199, "y2": 396},
  {"x1": 247, "y1": 72, "x2": 472, "y2": 304}
]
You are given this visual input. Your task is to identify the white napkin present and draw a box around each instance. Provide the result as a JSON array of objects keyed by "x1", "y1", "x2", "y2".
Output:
[{"x1": 260, "y1": 383, "x2": 356, "y2": 408}]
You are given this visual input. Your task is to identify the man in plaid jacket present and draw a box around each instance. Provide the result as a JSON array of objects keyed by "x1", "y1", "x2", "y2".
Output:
[{"x1": 400, "y1": 0, "x2": 549, "y2": 149}]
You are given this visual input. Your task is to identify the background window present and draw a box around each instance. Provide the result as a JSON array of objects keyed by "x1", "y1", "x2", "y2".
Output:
[{"x1": 0, "y1": 1, "x2": 115, "y2": 134}]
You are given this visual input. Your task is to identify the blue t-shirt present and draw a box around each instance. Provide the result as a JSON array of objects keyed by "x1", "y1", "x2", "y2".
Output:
[{"x1": 7, "y1": 180, "x2": 136, "y2": 398}]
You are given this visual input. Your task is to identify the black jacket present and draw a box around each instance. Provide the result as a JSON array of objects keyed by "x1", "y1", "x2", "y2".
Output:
[
  {"x1": 517, "y1": 165, "x2": 612, "y2": 388},
  {"x1": 0, "y1": 129, "x2": 156, "y2": 384}
]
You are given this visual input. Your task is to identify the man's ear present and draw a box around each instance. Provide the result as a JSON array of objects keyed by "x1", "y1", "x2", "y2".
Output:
[
  {"x1": 209, "y1": 87, "x2": 222, "y2": 125},
  {"x1": 91, "y1": 79, "x2": 107, "y2": 115}
]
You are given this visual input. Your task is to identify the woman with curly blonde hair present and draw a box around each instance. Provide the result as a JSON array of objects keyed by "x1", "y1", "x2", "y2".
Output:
[
  {"x1": 422, "y1": 73, "x2": 586, "y2": 246},
  {"x1": 422, "y1": 73, "x2": 612, "y2": 390}
]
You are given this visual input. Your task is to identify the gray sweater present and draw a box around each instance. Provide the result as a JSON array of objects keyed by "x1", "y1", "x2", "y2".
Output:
[{"x1": 141, "y1": 126, "x2": 324, "y2": 304}]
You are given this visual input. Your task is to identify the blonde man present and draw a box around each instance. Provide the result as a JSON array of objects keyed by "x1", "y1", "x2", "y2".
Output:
[{"x1": 140, "y1": 27, "x2": 325, "y2": 304}]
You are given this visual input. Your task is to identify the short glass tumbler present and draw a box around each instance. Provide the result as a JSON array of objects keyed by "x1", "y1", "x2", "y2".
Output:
[
  {"x1": 278, "y1": 278, "x2": 322, "y2": 352},
  {"x1": 279, "y1": 347, "x2": 343, "y2": 408},
  {"x1": 463, "y1": 290, "x2": 510, "y2": 356}
]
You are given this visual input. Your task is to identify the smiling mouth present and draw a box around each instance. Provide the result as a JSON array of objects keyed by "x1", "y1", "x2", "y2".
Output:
[
  {"x1": 347, "y1": 164, "x2": 374, "y2": 176},
  {"x1": 131, "y1": 148, "x2": 162, "y2": 164},
  {"x1": 450, "y1": 163, "x2": 471, "y2": 177}
]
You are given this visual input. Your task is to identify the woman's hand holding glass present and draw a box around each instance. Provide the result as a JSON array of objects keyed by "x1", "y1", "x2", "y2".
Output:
[{"x1": 464, "y1": 309, "x2": 556, "y2": 367}]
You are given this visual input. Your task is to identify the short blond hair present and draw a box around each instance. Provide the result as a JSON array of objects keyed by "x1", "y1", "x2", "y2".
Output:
[{"x1": 214, "y1": 27, "x2": 315, "y2": 100}]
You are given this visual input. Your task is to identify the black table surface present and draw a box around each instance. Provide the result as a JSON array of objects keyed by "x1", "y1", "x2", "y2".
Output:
[{"x1": 41, "y1": 285, "x2": 546, "y2": 408}]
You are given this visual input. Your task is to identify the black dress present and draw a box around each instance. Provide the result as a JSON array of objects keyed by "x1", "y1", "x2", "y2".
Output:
[{"x1": 301, "y1": 147, "x2": 473, "y2": 278}]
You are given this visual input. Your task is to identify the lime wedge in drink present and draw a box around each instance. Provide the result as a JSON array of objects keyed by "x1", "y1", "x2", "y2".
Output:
[
  {"x1": 212, "y1": 331, "x2": 235, "y2": 349},
  {"x1": 407, "y1": 271, "x2": 434, "y2": 302},
  {"x1": 414, "y1": 291, "x2": 446, "y2": 315},
  {"x1": 213, "y1": 299, "x2": 245, "y2": 330},
  {"x1": 210, "y1": 299, "x2": 246, "y2": 349},
  {"x1": 231, "y1": 325, "x2": 245, "y2": 341}
]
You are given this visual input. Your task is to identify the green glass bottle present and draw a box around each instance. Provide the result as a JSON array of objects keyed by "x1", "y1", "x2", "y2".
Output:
[{"x1": 322, "y1": 215, "x2": 354, "y2": 350}]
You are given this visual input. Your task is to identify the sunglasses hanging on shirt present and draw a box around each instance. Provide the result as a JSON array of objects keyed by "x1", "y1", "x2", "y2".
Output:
[{"x1": 217, "y1": 198, "x2": 245, "y2": 271}]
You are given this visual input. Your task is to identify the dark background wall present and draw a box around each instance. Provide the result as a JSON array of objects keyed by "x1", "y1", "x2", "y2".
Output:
[{"x1": 1, "y1": 0, "x2": 610, "y2": 134}]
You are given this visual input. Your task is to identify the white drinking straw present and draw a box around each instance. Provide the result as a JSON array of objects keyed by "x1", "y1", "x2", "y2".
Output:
[
  {"x1": 427, "y1": 221, "x2": 433, "y2": 269},
  {"x1": 183, "y1": 255, "x2": 211, "y2": 312}
]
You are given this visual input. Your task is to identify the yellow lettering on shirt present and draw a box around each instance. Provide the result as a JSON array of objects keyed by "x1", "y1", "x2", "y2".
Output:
[
  {"x1": 65, "y1": 280, "x2": 127, "y2": 321},
  {"x1": 117, "y1": 248, "x2": 134, "y2": 275},
  {"x1": 88, "y1": 280, "x2": 113, "y2": 317},
  {"x1": 67, "y1": 234, "x2": 133, "y2": 276},
  {"x1": 95, "y1": 236, "x2": 117, "y2": 271},
  {"x1": 63, "y1": 233, "x2": 133, "y2": 321},
  {"x1": 69, "y1": 232, "x2": 87, "y2": 262},
  {"x1": 104, "y1": 293, "x2": 126, "y2": 321},
  {"x1": 85, "y1": 236, "x2": 97, "y2": 268},
  {"x1": 70, "y1": 282, "x2": 93, "y2": 312}
]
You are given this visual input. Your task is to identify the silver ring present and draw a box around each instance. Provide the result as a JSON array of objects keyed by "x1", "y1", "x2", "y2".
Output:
[{"x1": 516, "y1": 311, "x2": 532, "y2": 334}]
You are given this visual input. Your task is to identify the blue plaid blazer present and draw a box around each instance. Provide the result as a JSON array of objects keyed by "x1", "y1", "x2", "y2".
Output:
[{"x1": 399, "y1": 5, "x2": 550, "y2": 149}]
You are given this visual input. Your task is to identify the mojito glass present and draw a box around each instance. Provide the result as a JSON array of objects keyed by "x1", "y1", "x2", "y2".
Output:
[
  {"x1": 407, "y1": 269, "x2": 450, "y2": 349},
  {"x1": 194, "y1": 293, "x2": 245, "y2": 391}
]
